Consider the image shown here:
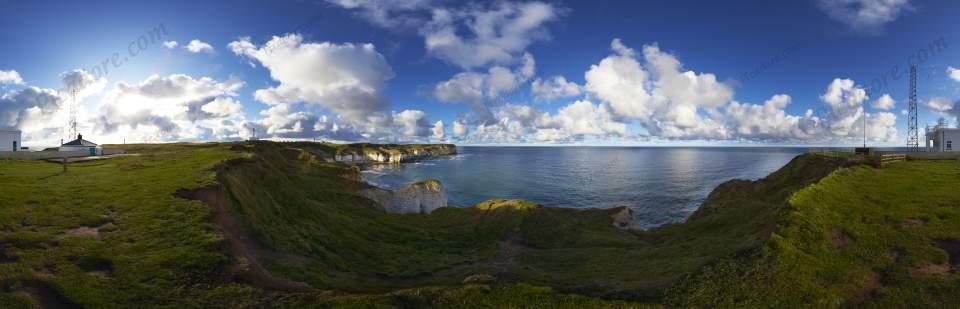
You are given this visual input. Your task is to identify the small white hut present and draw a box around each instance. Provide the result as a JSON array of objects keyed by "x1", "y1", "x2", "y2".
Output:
[
  {"x1": 60, "y1": 134, "x2": 102, "y2": 156},
  {"x1": 0, "y1": 129, "x2": 21, "y2": 152}
]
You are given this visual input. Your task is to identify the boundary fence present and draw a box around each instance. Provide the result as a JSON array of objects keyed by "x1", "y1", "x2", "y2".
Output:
[{"x1": 880, "y1": 154, "x2": 906, "y2": 167}]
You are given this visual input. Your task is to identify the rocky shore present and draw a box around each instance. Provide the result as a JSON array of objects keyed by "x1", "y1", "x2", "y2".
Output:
[{"x1": 332, "y1": 144, "x2": 456, "y2": 214}]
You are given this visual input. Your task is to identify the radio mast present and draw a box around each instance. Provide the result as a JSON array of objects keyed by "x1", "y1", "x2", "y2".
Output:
[
  {"x1": 66, "y1": 88, "x2": 78, "y2": 143},
  {"x1": 907, "y1": 66, "x2": 919, "y2": 151}
]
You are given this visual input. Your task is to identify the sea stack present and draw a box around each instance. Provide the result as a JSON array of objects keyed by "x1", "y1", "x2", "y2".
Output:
[{"x1": 359, "y1": 179, "x2": 448, "y2": 214}]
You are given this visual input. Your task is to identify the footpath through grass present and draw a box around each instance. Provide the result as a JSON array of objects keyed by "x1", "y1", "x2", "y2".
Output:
[
  {"x1": 2, "y1": 141, "x2": 958, "y2": 308},
  {"x1": 216, "y1": 143, "x2": 851, "y2": 302},
  {"x1": 0, "y1": 142, "x2": 646, "y2": 307}
]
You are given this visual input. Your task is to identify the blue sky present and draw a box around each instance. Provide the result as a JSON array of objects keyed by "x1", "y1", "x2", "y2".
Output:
[{"x1": 1, "y1": 0, "x2": 959, "y2": 146}]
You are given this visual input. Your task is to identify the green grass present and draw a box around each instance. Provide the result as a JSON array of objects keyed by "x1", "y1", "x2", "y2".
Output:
[
  {"x1": 0, "y1": 143, "x2": 241, "y2": 307},
  {"x1": 0, "y1": 142, "x2": 642, "y2": 307},
  {"x1": 212, "y1": 143, "x2": 853, "y2": 302},
  {"x1": 667, "y1": 160, "x2": 960, "y2": 307},
  {"x1": 2, "y1": 141, "x2": 958, "y2": 307}
]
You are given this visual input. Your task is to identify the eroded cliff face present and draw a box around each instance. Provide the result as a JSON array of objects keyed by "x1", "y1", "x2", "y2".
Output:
[
  {"x1": 358, "y1": 179, "x2": 448, "y2": 214},
  {"x1": 334, "y1": 144, "x2": 456, "y2": 163},
  {"x1": 609, "y1": 207, "x2": 635, "y2": 229}
]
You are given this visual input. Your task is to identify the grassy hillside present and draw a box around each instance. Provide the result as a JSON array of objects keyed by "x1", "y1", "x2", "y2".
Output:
[
  {"x1": 1, "y1": 141, "x2": 957, "y2": 307},
  {"x1": 0, "y1": 143, "x2": 241, "y2": 307},
  {"x1": 212, "y1": 142, "x2": 854, "y2": 302},
  {"x1": 667, "y1": 158, "x2": 960, "y2": 307},
  {"x1": 0, "y1": 142, "x2": 645, "y2": 307}
]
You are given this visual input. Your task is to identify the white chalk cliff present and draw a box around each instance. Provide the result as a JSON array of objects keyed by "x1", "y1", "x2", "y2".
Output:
[
  {"x1": 359, "y1": 179, "x2": 448, "y2": 214},
  {"x1": 334, "y1": 144, "x2": 456, "y2": 163}
]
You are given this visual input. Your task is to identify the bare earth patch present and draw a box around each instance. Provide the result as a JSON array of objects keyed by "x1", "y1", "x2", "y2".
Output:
[
  {"x1": 56, "y1": 227, "x2": 101, "y2": 241},
  {"x1": 908, "y1": 263, "x2": 950, "y2": 277},
  {"x1": 119, "y1": 161, "x2": 146, "y2": 170},
  {"x1": 491, "y1": 229, "x2": 526, "y2": 273},
  {"x1": 0, "y1": 244, "x2": 18, "y2": 264},
  {"x1": 831, "y1": 228, "x2": 853, "y2": 249},
  {"x1": 850, "y1": 271, "x2": 881, "y2": 301},
  {"x1": 903, "y1": 218, "x2": 928, "y2": 228},
  {"x1": 19, "y1": 280, "x2": 80, "y2": 309}
]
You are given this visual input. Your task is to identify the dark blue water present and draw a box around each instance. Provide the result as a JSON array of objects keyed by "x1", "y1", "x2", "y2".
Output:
[{"x1": 362, "y1": 147, "x2": 808, "y2": 228}]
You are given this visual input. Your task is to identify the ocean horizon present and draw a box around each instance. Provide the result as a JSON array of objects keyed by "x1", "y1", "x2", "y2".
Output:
[{"x1": 362, "y1": 146, "x2": 834, "y2": 229}]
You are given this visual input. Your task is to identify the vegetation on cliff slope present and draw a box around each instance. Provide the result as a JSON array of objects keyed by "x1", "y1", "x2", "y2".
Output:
[
  {"x1": 667, "y1": 159, "x2": 960, "y2": 307},
  {"x1": 1, "y1": 141, "x2": 957, "y2": 308},
  {"x1": 0, "y1": 142, "x2": 640, "y2": 307},
  {"x1": 212, "y1": 143, "x2": 853, "y2": 302}
]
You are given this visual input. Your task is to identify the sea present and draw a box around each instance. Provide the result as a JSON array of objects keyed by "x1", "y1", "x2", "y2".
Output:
[{"x1": 362, "y1": 147, "x2": 828, "y2": 229}]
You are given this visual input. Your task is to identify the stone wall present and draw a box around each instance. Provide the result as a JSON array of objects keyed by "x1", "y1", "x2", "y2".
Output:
[{"x1": 0, "y1": 149, "x2": 125, "y2": 160}]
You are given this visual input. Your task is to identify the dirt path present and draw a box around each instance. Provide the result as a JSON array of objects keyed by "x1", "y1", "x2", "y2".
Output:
[
  {"x1": 174, "y1": 185, "x2": 313, "y2": 292},
  {"x1": 491, "y1": 229, "x2": 526, "y2": 273},
  {"x1": 21, "y1": 280, "x2": 81, "y2": 309}
]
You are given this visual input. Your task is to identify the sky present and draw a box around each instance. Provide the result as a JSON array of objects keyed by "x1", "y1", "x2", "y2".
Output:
[{"x1": 1, "y1": 0, "x2": 960, "y2": 147}]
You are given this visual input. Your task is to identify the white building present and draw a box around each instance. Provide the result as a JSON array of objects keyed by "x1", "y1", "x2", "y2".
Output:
[
  {"x1": 60, "y1": 134, "x2": 102, "y2": 156},
  {"x1": 0, "y1": 129, "x2": 22, "y2": 152},
  {"x1": 926, "y1": 127, "x2": 960, "y2": 152}
]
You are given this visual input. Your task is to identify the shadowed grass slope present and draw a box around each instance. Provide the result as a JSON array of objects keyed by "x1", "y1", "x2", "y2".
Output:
[
  {"x1": 7, "y1": 141, "x2": 952, "y2": 307},
  {"x1": 217, "y1": 143, "x2": 851, "y2": 302},
  {"x1": 666, "y1": 159, "x2": 960, "y2": 307},
  {"x1": 0, "y1": 142, "x2": 643, "y2": 307}
]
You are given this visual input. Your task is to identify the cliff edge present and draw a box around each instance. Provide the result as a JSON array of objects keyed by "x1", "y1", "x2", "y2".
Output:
[
  {"x1": 334, "y1": 143, "x2": 456, "y2": 163},
  {"x1": 358, "y1": 179, "x2": 449, "y2": 214}
]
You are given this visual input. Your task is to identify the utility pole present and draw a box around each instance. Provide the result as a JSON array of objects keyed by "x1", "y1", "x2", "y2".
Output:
[{"x1": 863, "y1": 112, "x2": 867, "y2": 148}]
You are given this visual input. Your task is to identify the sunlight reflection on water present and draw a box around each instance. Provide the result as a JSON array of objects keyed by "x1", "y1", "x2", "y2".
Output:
[{"x1": 362, "y1": 147, "x2": 806, "y2": 229}]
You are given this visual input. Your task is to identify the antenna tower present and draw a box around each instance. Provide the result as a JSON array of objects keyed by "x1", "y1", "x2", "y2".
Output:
[
  {"x1": 67, "y1": 89, "x2": 78, "y2": 141},
  {"x1": 907, "y1": 66, "x2": 919, "y2": 151}
]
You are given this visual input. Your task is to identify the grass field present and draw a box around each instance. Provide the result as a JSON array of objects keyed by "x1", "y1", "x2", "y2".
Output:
[
  {"x1": 667, "y1": 159, "x2": 960, "y2": 307},
  {"x1": 1, "y1": 142, "x2": 958, "y2": 307}
]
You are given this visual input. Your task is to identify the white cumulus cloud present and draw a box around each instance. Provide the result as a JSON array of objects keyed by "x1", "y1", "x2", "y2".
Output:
[
  {"x1": 724, "y1": 95, "x2": 821, "y2": 141},
  {"x1": 948, "y1": 66, "x2": 960, "y2": 82},
  {"x1": 433, "y1": 53, "x2": 535, "y2": 121},
  {"x1": 871, "y1": 94, "x2": 896, "y2": 110},
  {"x1": 393, "y1": 109, "x2": 433, "y2": 138},
  {"x1": 432, "y1": 120, "x2": 445, "y2": 139},
  {"x1": 229, "y1": 34, "x2": 394, "y2": 126},
  {"x1": 452, "y1": 119, "x2": 468, "y2": 137},
  {"x1": 584, "y1": 39, "x2": 733, "y2": 139},
  {"x1": 61, "y1": 69, "x2": 107, "y2": 100},
  {"x1": 817, "y1": 0, "x2": 913, "y2": 34},
  {"x1": 0, "y1": 69, "x2": 110, "y2": 144},
  {"x1": 531, "y1": 76, "x2": 581, "y2": 102},
  {"x1": 927, "y1": 97, "x2": 954, "y2": 112},
  {"x1": 0, "y1": 70, "x2": 25, "y2": 85},
  {"x1": 94, "y1": 74, "x2": 246, "y2": 142},
  {"x1": 820, "y1": 78, "x2": 868, "y2": 137},
  {"x1": 0, "y1": 87, "x2": 62, "y2": 131},
  {"x1": 185, "y1": 39, "x2": 215, "y2": 53},
  {"x1": 421, "y1": 1, "x2": 558, "y2": 69},
  {"x1": 325, "y1": 0, "x2": 432, "y2": 28}
]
